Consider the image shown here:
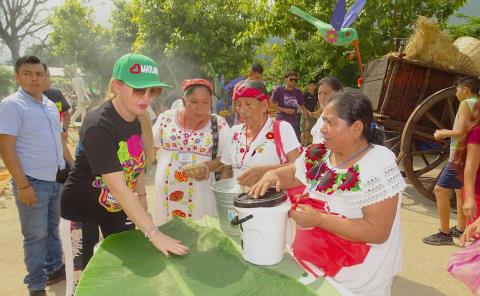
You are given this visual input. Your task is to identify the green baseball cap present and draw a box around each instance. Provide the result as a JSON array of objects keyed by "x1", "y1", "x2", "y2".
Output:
[{"x1": 112, "y1": 53, "x2": 171, "y2": 89}]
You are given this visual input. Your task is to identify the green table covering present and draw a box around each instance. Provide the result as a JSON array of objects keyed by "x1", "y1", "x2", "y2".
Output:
[{"x1": 75, "y1": 217, "x2": 340, "y2": 296}]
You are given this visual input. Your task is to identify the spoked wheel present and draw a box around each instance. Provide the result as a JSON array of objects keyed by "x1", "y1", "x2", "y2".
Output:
[
  {"x1": 384, "y1": 129, "x2": 402, "y2": 156},
  {"x1": 400, "y1": 87, "x2": 458, "y2": 201}
]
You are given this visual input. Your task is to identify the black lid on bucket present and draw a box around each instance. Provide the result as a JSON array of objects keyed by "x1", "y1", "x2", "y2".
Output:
[{"x1": 234, "y1": 188, "x2": 287, "y2": 208}]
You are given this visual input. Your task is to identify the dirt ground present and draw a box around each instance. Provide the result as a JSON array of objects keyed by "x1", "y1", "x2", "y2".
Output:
[{"x1": 0, "y1": 178, "x2": 471, "y2": 296}]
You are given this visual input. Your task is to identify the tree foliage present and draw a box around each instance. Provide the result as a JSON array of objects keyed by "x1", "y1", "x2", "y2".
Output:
[
  {"x1": 130, "y1": 0, "x2": 270, "y2": 84},
  {"x1": 0, "y1": 0, "x2": 50, "y2": 62},
  {"x1": 0, "y1": 66, "x2": 15, "y2": 98},
  {"x1": 241, "y1": 0, "x2": 468, "y2": 87},
  {"x1": 449, "y1": 14, "x2": 480, "y2": 39},
  {"x1": 48, "y1": 0, "x2": 117, "y2": 91}
]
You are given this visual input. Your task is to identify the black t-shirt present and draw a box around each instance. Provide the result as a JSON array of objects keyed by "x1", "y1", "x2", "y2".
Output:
[
  {"x1": 303, "y1": 91, "x2": 318, "y2": 112},
  {"x1": 61, "y1": 100, "x2": 145, "y2": 221},
  {"x1": 44, "y1": 87, "x2": 71, "y2": 112}
]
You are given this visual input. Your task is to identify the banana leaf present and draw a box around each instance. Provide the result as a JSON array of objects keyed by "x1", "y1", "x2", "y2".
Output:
[{"x1": 75, "y1": 217, "x2": 322, "y2": 296}]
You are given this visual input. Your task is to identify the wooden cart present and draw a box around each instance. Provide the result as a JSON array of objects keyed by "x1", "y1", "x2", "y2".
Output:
[{"x1": 362, "y1": 55, "x2": 472, "y2": 201}]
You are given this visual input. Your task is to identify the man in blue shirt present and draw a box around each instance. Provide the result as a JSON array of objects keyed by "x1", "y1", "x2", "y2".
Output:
[{"x1": 0, "y1": 56, "x2": 65, "y2": 296}]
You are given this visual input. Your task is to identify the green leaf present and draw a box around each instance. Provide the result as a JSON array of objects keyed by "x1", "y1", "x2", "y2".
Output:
[{"x1": 76, "y1": 218, "x2": 319, "y2": 296}]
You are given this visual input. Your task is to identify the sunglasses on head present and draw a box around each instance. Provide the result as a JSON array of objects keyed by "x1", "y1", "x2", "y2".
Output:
[
  {"x1": 288, "y1": 77, "x2": 299, "y2": 82},
  {"x1": 131, "y1": 87, "x2": 163, "y2": 98}
]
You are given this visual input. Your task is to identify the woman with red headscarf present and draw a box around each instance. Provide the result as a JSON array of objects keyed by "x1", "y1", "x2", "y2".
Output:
[{"x1": 220, "y1": 80, "x2": 301, "y2": 187}]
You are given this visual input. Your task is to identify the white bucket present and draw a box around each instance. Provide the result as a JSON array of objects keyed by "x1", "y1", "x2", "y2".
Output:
[{"x1": 233, "y1": 200, "x2": 291, "y2": 266}]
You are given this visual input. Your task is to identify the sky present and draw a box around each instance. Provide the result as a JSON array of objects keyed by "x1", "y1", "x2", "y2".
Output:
[{"x1": 0, "y1": 0, "x2": 479, "y2": 63}]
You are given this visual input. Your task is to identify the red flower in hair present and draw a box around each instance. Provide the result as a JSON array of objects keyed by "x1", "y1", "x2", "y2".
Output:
[{"x1": 266, "y1": 132, "x2": 274, "y2": 140}]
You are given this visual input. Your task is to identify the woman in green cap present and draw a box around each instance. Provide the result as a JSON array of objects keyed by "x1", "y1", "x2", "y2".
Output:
[{"x1": 60, "y1": 53, "x2": 188, "y2": 289}]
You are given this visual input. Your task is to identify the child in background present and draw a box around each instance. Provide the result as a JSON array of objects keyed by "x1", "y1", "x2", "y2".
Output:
[{"x1": 423, "y1": 77, "x2": 480, "y2": 246}]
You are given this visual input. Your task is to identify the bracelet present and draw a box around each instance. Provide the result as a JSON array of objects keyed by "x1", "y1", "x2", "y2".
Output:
[
  {"x1": 62, "y1": 127, "x2": 68, "y2": 132},
  {"x1": 144, "y1": 226, "x2": 158, "y2": 241},
  {"x1": 137, "y1": 192, "x2": 147, "y2": 198},
  {"x1": 18, "y1": 183, "x2": 31, "y2": 190}
]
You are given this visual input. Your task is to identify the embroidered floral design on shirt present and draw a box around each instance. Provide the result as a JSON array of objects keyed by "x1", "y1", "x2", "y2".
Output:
[
  {"x1": 338, "y1": 166, "x2": 361, "y2": 191},
  {"x1": 172, "y1": 209, "x2": 187, "y2": 218},
  {"x1": 174, "y1": 170, "x2": 189, "y2": 182},
  {"x1": 316, "y1": 168, "x2": 338, "y2": 193},
  {"x1": 169, "y1": 191, "x2": 184, "y2": 202},
  {"x1": 305, "y1": 143, "x2": 361, "y2": 195},
  {"x1": 266, "y1": 132, "x2": 274, "y2": 140},
  {"x1": 94, "y1": 134, "x2": 145, "y2": 212}
]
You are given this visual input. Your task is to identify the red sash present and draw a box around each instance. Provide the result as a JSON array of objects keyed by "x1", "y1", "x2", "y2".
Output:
[{"x1": 291, "y1": 197, "x2": 371, "y2": 277}]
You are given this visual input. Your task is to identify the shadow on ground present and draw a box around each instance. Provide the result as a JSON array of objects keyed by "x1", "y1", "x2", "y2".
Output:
[
  {"x1": 393, "y1": 276, "x2": 446, "y2": 296},
  {"x1": 401, "y1": 185, "x2": 446, "y2": 220}
]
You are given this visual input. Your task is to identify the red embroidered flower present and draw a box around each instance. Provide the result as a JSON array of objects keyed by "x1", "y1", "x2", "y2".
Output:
[
  {"x1": 233, "y1": 132, "x2": 239, "y2": 141},
  {"x1": 316, "y1": 169, "x2": 338, "y2": 193},
  {"x1": 169, "y1": 191, "x2": 184, "y2": 202},
  {"x1": 172, "y1": 210, "x2": 186, "y2": 218},
  {"x1": 239, "y1": 147, "x2": 245, "y2": 153},
  {"x1": 174, "y1": 170, "x2": 189, "y2": 182},
  {"x1": 338, "y1": 167, "x2": 360, "y2": 191},
  {"x1": 306, "y1": 162, "x2": 326, "y2": 180},
  {"x1": 305, "y1": 161, "x2": 314, "y2": 172},
  {"x1": 266, "y1": 132, "x2": 274, "y2": 140},
  {"x1": 305, "y1": 144, "x2": 327, "y2": 161}
]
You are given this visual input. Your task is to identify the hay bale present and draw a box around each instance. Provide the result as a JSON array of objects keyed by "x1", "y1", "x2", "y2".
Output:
[{"x1": 405, "y1": 16, "x2": 459, "y2": 70}]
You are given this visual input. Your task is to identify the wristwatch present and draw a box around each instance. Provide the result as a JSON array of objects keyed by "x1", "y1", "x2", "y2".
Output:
[{"x1": 62, "y1": 127, "x2": 68, "y2": 132}]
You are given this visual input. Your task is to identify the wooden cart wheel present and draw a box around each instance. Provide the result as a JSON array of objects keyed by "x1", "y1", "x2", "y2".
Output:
[{"x1": 400, "y1": 86, "x2": 458, "y2": 201}]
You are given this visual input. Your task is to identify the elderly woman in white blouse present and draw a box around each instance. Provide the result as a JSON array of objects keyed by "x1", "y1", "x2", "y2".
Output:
[
  {"x1": 250, "y1": 92, "x2": 405, "y2": 296},
  {"x1": 219, "y1": 80, "x2": 301, "y2": 187}
]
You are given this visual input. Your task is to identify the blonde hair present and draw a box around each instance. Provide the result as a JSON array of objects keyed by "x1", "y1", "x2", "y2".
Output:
[{"x1": 107, "y1": 79, "x2": 155, "y2": 165}]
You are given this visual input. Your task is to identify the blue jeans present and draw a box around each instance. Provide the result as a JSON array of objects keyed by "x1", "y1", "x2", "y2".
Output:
[{"x1": 12, "y1": 176, "x2": 63, "y2": 291}]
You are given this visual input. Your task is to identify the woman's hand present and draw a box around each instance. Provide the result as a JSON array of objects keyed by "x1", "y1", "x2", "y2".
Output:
[
  {"x1": 247, "y1": 169, "x2": 282, "y2": 198},
  {"x1": 150, "y1": 230, "x2": 189, "y2": 257},
  {"x1": 290, "y1": 204, "x2": 324, "y2": 228},
  {"x1": 460, "y1": 218, "x2": 480, "y2": 247},
  {"x1": 237, "y1": 167, "x2": 266, "y2": 187},
  {"x1": 462, "y1": 195, "x2": 477, "y2": 220}
]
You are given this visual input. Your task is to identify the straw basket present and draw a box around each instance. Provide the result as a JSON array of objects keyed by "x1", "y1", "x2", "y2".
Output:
[{"x1": 454, "y1": 37, "x2": 480, "y2": 76}]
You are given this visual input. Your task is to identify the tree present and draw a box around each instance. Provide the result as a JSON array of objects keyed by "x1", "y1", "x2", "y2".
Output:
[
  {"x1": 241, "y1": 0, "x2": 468, "y2": 86},
  {"x1": 130, "y1": 0, "x2": 270, "y2": 83},
  {"x1": 0, "y1": 0, "x2": 49, "y2": 62},
  {"x1": 449, "y1": 14, "x2": 480, "y2": 39},
  {"x1": 110, "y1": 0, "x2": 137, "y2": 53},
  {"x1": 24, "y1": 43, "x2": 69, "y2": 67},
  {"x1": 48, "y1": 0, "x2": 117, "y2": 93},
  {"x1": 0, "y1": 66, "x2": 15, "y2": 98}
]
